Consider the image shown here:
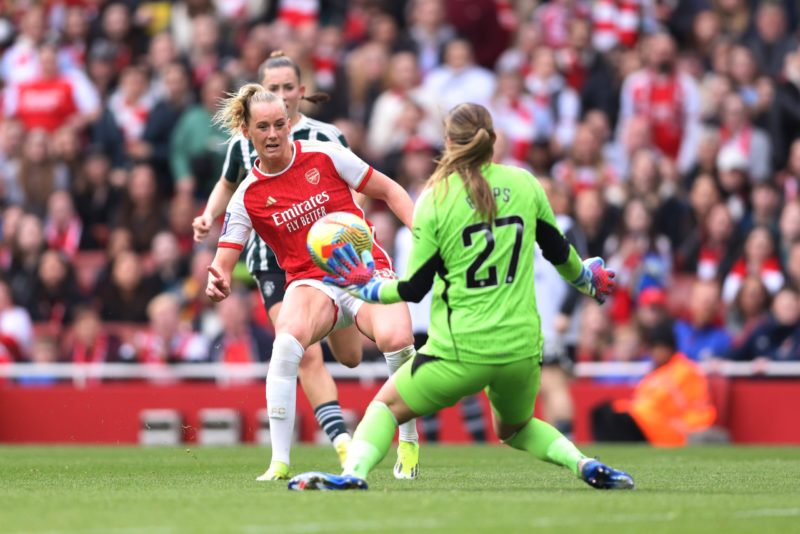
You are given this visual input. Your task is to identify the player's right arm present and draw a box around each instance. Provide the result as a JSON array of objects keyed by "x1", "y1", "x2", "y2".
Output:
[
  {"x1": 193, "y1": 136, "x2": 247, "y2": 241},
  {"x1": 207, "y1": 180, "x2": 254, "y2": 301},
  {"x1": 192, "y1": 177, "x2": 237, "y2": 241}
]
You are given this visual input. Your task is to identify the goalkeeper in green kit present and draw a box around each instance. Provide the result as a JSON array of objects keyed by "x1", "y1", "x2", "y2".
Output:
[{"x1": 289, "y1": 103, "x2": 634, "y2": 491}]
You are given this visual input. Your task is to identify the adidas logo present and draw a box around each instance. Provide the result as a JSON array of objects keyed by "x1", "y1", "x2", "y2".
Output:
[{"x1": 265, "y1": 196, "x2": 277, "y2": 207}]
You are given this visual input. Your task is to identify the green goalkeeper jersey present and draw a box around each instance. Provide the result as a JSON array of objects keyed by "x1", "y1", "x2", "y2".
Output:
[{"x1": 380, "y1": 163, "x2": 584, "y2": 363}]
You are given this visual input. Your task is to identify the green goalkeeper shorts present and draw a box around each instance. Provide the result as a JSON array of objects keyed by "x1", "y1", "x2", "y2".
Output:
[{"x1": 394, "y1": 353, "x2": 542, "y2": 426}]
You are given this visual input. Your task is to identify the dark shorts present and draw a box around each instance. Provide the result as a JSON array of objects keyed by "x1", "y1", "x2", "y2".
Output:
[{"x1": 254, "y1": 271, "x2": 286, "y2": 310}]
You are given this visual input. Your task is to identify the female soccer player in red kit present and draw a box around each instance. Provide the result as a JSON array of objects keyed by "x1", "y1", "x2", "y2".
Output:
[{"x1": 205, "y1": 85, "x2": 420, "y2": 481}]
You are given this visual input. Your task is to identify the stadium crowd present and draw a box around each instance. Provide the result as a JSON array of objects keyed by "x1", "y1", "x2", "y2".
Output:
[{"x1": 0, "y1": 0, "x2": 799, "y2": 377}]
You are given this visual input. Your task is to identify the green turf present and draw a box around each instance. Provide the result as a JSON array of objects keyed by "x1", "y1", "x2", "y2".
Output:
[{"x1": 1, "y1": 445, "x2": 798, "y2": 534}]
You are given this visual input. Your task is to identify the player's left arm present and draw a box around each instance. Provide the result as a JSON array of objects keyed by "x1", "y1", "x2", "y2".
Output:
[
  {"x1": 326, "y1": 189, "x2": 440, "y2": 304},
  {"x1": 530, "y1": 176, "x2": 616, "y2": 303},
  {"x1": 359, "y1": 170, "x2": 414, "y2": 228}
]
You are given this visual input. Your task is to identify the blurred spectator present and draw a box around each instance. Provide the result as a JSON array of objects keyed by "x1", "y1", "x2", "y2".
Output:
[
  {"x1": 722, "y1": 225, "x2": 785, "y2": 303},
  {"x1": 714, "y1": 0, "x2": 752, "y2": 41},
  {"x1": 551, "y1": 123, "x2": 616, "y2": 194},
  {"x1": 179, "y1": 247, "x2": 220, "y2": 338},
  {"x1": 744, "y1": 0, "x2": 796, "y2": 78},
  {"x1": 605, "y1": 115, "x2": 652, "y2": 180},
  {"x1": 16, "y1": 128, "x2": 70, "y2": 218},
  {"x1": 605, "y1": 197, "x2": 672, "y2": 323},
  {"x1": 524, "y1": 46, "x2": 579, "y2": 154},
  {"x1": 563, "y1": 18, "x2": 618, "y2": 123},
  {"x1": 134, "y1": 292, "x2": 208, "y2": 364},
  {"x1": 591, "y1": 317, "x2": 717, "y2": 446},
  {"x1": 728, "y1": 45, "x2": 773, "y2": 126},
  {"x1": 58, "y1": 6, "x2": 92, "y2": 71},
  {"x1": 532, "y1": 0, "x2": 589, "y2": 50},
  {"x1": 0, "y1": 119, "x2": 25, "y2": 205},
  {"x1": 403, "y1": 0, "x2": 456, "y2": 77},
  {"x1": 0, "y1": 6, "x2": 47, "y2": 85},
  {"x1": 423, "y1": 38, "x2": 496, "y2": 117},
  {"x1": 718, "y1": 92, "x2": 772, "y2": 183},
  {"x1": 675, "y1": 279, "x2": 732, "y2": 362},
  {"x1": 784, "y1": 241, "x2": 800, "y2": 289},
  {"x1": 44, "y1": 191, "x2": 82, "y2": 259},
  {"x1": 775, "y1": 139, "x2": 800, "y2": 202},
  {"x1": 572, "y1": 187, "x2": 615, "y2": 258},
  {"x1": 169, "y1": 71, "x2": 230, "y2": 198},
  {"x1": 634, "y1": 286, "x2": 671, "y2": 330},
  {"x1": 51, "y1": 125, "x2": 84, "y2": 184},
  {"x1": 167, "y1": 194, "x2": 198, "y2": 256},
  {"x1": 575, "y1": 301, "x2": 613, "y2": 362},
  {"x1": 97, "y1": 250, "x2": 159, "y2": 323},
  {"x1": 92, "y1": 64, "x2": 155, "y2": 169},
  {"x1": 63, "y1": 306, "x2": 125, "y2": 365},
  {"x1": 727, "y1": 275, "x2": 772, "y2": 346},
  {"x1": 28, "y1": 249, "x2": 83, "y2": 325},
  {"x1": 367, "y1": 51, "x2": 440, "y2": 162},
  {"x1": 345, "y1": 40, "x2": 389, "y2": 126},
  {"x1": 132, "y1": 60, "x2": 193, "y2": 197},
  {"x1": 489, "y1": 70, "x2": 538, "y2": 167},
  {"x1": 0, "y1": 205, "x2": 23, "y2": 268},
  {"x1": 741, "y1": 181, "x2": 781, "y2": 238},
  {"x1": 617, "y1": 32, "x2": 701, "y2": 174},
  {"x1": 495, "y1": 21, "x2": 538, "y2": 76},
  {"x1": 16, "y1": 335, "x2": 61, "y2": 386},
  {"x1": 113, "y1": 162, "x2": 167, "y2": 253},
  {"x1": 716, "y1": 145, "x2": 752, "y2": 223},
  {"x1": 88, "y1": 2, "x2": 148, "y2": 73},
  {"x1": 71, "y1": 149, "x2": 121, "y2": 251},
  {"x1": 771, "y1": 52, "x2": 800, "y2": 169},
  {"x1": 446, "y1": 0, "x2": 511, "y2": 69},
  {"x1": 778, "y1": 199, "x2": 800, "y2": 264},
  {"x1": 728, "y1": 286, "x2": 800, "y2": 361},
  {"x1": 0, "y1": 278, "x2": 33, "y2": 362},
  {"x1": 4, "y1": 42, "x2": 100, "y2": 134},
  {"x1": 146, "y1": 231, "x2": 188, "y2": 295},
  {"x1": 186, "y1": 14, "x2": 233, "y2": 88},
  {"x1": 678, "y1": 202, "x2": 740, "y2": 281},
  {"x1": 7, "y1": 213, "x2": 45, "y2": 309},
  {"x1": 85, "y1": 39, "x2": 118, "y2": 100},
  {"x1": 144, "y1": 32, "x2": 179, "y2": 98},
  {"x1": 208, "y1": 291, "x2": 273, "y2": 363},
  {"x1": 686, "y1": 175, "x2": 723, "y2": 236}
]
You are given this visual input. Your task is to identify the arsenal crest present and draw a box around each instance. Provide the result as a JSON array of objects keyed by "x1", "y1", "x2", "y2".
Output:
[{"x1": 305, "y1": 168, "x2": 320, "y2": 185}]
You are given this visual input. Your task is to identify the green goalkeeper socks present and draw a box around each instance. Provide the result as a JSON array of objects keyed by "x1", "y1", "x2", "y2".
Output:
[
  {"x1": 505, "y1": 417, "x2": 584, "y2": 476},
  {"x1": 342, "y1": 401, "x2": 398, "y2": 479}
]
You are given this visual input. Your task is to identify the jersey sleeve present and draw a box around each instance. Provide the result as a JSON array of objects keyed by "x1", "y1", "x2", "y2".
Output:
[
  {"x1": 324, "y1": 142, "x2": 373, "y2": 192},
  {"x1": 217, "y1": 184, "x2": 253, "y2": 251},
  {"x1": 379, "y1": 188, "x2": 442, "y2": 304},
  {"x1": 530, "y1": 175, "x2": 584, "y2": 282},
  {"x1": 221, "y1": 136, "x2": 249, "y2": 184}
]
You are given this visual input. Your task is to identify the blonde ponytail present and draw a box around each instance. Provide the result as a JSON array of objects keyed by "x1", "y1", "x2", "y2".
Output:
[{"x1": 213, "y1": 83, "x2": 287, "y2": 139}]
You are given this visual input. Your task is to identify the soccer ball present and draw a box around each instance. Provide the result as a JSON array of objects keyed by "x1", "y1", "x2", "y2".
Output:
[{"x1": 307, "y1": 212, "x2": 373, "y2": 274}]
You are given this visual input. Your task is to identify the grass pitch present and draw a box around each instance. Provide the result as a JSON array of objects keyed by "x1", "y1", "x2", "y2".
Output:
[{"x1": 1, "y1": 445, "x2": 798, "y2": 534}]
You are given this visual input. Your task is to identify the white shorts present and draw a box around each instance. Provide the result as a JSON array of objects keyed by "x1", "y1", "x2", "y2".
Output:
[{"x1": 286, "y1": 270, "x2": 397, "y2": 333}]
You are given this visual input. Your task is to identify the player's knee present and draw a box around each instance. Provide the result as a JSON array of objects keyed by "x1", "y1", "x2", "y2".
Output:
[
  {"x1": 333, "y1": 346, "x2": 362, "y2": 368},
  {"x1": 375, "y1": 330, "x2": 414, "y2": 353}
]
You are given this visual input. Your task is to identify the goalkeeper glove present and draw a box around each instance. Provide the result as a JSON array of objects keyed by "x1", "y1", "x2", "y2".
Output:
[
  {"x1": 322, "y1": 243, "x2": 384, "y2": 303},
  {"x1": 570, "y1": 257, "x2": 616, "y2": 304}
]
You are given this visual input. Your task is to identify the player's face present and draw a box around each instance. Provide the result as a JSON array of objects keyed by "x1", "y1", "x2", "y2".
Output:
[
  {"x1": 245, "y1": 100, "x2": 292, "y2": 165},
  {"x1": 262, "y1": 66, "x2": 305, "y2": 120}
]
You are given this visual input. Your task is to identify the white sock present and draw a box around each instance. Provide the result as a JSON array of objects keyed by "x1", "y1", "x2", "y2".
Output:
[
  {"x1": 266, "y1": 333, "x2": 304, "y2": 466},
  {"x1": 383, "y1": 345, "x2": 419, "y2": 443}
]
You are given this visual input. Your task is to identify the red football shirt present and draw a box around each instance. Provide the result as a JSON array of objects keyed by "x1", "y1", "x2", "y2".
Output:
[{"x1": 219, "y1": 140, "x2": 392, "y2": 286}]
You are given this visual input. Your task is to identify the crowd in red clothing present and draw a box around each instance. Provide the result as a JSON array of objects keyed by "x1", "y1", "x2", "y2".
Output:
[{"x1": 0, "y1": 0, "x2": 799, "y2": 376}]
